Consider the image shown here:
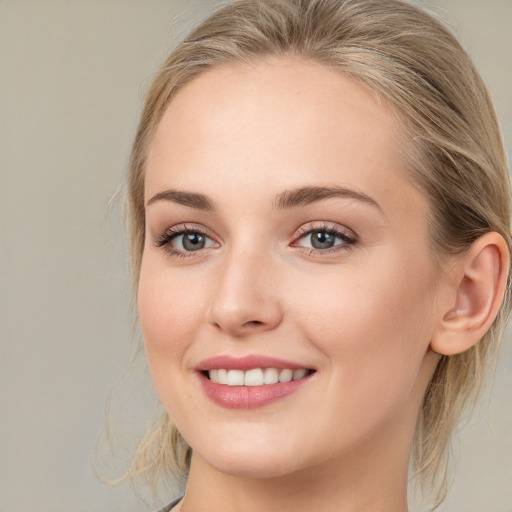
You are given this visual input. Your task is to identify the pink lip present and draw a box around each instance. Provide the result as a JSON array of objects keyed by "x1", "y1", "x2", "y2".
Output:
[
  {"x1": 196, "y1": 354, "x2": 315, "y2": 409},
  {"x1": 196, "y1": 354, "x2": 311, "y2": 371}
]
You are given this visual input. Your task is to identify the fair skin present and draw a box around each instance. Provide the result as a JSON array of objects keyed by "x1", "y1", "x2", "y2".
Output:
[{"x1": 138, "y1": 58, "x2": 508, "y2": 512}]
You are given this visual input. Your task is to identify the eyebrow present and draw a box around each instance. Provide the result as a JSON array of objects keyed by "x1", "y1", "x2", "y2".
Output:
[
  {"x1": 146, "y1": 185, "x2": 382, "y2": 212},
  {"x1": 146, "y1": 189, "x2": 215, "y2": 210},
  {"x1": 274, "y1": 186, "x2": 382, "y2": 212}
]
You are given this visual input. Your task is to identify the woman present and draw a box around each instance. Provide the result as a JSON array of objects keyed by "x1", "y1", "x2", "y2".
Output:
[{"x1": 123, "y1": 0, "x2": 511, "y2": 510}]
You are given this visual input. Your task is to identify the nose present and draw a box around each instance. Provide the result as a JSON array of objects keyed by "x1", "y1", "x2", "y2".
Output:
[{"x1": 206, "y1": 248, "x2": 283, "y2": 337}]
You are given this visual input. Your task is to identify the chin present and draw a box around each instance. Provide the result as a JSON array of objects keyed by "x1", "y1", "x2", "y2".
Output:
[
  {"x1": 189, "y1": 429, "x2": 310, "y2": 479},
  {"x1": 203, "y1": 450, "x2": 304, "y2": 479}
]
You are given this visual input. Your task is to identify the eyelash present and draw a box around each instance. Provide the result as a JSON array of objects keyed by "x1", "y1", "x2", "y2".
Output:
[
  {"x1": 154, "y1": 224, "x2": 216, "y2": 259},
  {"x1": 154, "y1": 223, "x2": 358, "y2": 259},
  {"x1": 291, "y1": 223, "x2": 358, "y2": 255}
]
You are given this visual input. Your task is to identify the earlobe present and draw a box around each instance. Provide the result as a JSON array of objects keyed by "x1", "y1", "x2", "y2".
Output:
[{"x1": 430, "y1": 232, "x2": 510, "y2": 356}]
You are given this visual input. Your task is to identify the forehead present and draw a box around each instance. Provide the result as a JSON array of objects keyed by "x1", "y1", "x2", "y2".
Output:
[{"x1": 145, "y1": 58, "x2": 425, "y2": 224}]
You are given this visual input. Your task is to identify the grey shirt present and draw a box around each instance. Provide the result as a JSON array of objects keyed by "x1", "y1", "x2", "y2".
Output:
[{"x1": 156, "y1": 497, "x2": 182, "y2": 512}]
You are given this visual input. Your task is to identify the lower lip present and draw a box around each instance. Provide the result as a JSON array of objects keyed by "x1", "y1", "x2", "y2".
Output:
[{"x1": 199, "y1": 373, "x2": 312, "y2": 409}]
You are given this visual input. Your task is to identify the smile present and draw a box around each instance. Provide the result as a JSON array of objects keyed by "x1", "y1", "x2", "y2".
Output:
[
  {"x1": 207, "y1": 368, "x2": 310, "y2": 386},
  {"x1": 196, "y1": 355, "x2": 316, "y2": 409}
]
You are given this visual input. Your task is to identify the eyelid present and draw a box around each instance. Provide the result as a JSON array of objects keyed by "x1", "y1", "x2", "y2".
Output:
[
  {"x1": 154, "y1": 223, "x2": 220, "y2": 257},
  {"x1": 291, "y1": 222, "x2": 358, "y2": 251},
  {"x1": 293, "y1": 221, "x2": 357, "y2": 240}
]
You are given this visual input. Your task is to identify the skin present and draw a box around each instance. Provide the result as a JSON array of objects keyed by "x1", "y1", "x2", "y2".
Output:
[{"x1": 139, "y1": 58, "x2": 457, "y2": 512}]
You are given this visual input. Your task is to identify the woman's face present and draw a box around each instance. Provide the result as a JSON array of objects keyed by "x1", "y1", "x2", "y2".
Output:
[{"x1": 139, "y1": 59, "x2": 446, "y2": 478}]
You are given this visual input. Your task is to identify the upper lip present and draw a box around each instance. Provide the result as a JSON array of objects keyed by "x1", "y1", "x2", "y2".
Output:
[{"x1": 196, "y1": 354, "x2": 313, "y2": 371}]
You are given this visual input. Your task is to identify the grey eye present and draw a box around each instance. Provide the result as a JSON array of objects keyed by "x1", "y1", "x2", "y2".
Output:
[
  {"x1": 294, "y1": 226, "x2": 356, "y2": 252},
  {"x1": 309, "y1": 231, "x2": 336, "y2": 249},
  {"x1": 175, "y1": 233, "x2": 206, "y2": 251}
]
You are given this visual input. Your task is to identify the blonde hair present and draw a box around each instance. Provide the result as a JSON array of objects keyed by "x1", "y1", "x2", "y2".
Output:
[{"x1": 124, "y1": 0, "x2": 511, "y2": 504}]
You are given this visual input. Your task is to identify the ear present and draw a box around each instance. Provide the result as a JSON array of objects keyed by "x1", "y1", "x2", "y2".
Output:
[{"x1": 430, "y1": 232, "x2": 510, "y2": 356}]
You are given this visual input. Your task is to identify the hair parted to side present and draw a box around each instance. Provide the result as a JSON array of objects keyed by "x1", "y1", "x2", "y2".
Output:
[{"x1": 124, "y1": 0, "x2": 511, "y2": 505}]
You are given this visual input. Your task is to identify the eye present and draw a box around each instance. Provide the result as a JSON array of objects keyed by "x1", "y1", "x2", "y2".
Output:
[
  {"x1": 172, "y1": 232, "x2": 212, "y2": 251},
  {"x1": 293, "y1": 225, "x2": 357, "y2": 252},
  {"x1": 154, "y1": 225, "x2": 218, "y2": 256},
  {"x1": 305, "y1": 231, "x2": 339, "y2": 249}
]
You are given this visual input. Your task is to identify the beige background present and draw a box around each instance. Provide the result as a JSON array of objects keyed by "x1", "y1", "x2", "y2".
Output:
[{"x1": 0, "y1": 1, "x2": 510, "y2": 511}]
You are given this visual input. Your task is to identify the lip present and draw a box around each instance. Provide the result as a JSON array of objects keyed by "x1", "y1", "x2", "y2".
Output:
[
  {"x1": 196, "y1": 354, "x2": 315, "y2": 409},
  {"x1": 196, "y1": 354, "x2": 312, "y2": 372}
]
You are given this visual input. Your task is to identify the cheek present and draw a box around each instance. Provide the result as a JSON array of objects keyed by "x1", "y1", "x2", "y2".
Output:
[
  {"x1": 138, "y1": 261, "x2": 205, "y2": 389},
  {"x1": 297, "y1": 259, "x2": 433, "y2": 346},
  {"x1": 294, "y1": 254, "x2": 437, "y2": 412}
]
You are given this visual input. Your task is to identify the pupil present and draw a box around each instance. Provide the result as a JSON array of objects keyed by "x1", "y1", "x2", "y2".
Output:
[
  {"x1": 311, "y1": 231, "x2": 335, "y2": 249},
  {"x1": 183, "y1": 233, "x2": 205, "y2": 251}
]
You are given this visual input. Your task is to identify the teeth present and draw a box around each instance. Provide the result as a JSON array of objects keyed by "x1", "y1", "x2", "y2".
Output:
[
  {"x1": 226, "y1": 369, "x2": 244, "y2": 386},
  {"x1": 207, "y1": 367, "x2": 309, "y2": 386},
  {"x1": 278, "y1": 369, "x2": 293, "y2": 383},
  {"x1": 293, "y1": 369, "x2": 307, "y2": 380},
  {"x1": 217, "y1": 369, "x2": 228, "y2": 385},
  {"x1": 244, "y1": 368, "x2": 263, "y2": 386},
  {"x1": 263, "y1": 368, "x2": 278, "y2": 384}
]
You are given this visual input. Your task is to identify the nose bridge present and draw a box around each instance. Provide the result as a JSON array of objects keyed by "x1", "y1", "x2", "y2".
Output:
[{"x1": 207, "y1": 241, "x2": 282, "y2": 336}]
